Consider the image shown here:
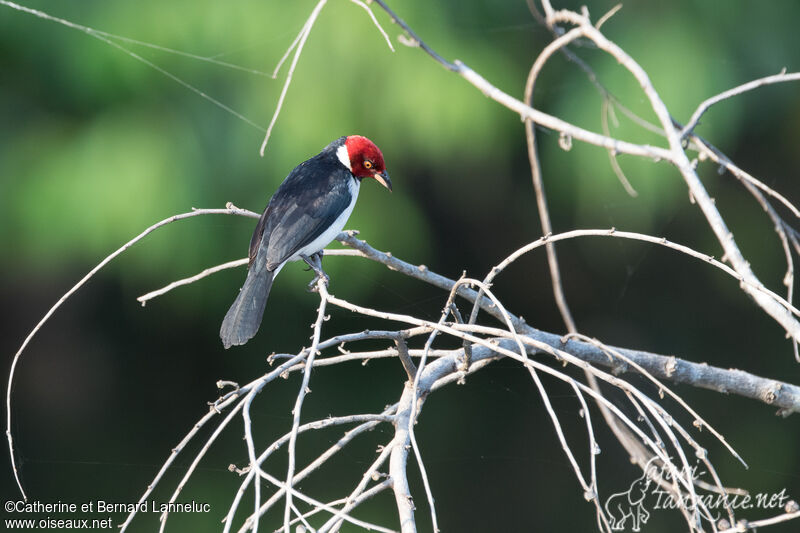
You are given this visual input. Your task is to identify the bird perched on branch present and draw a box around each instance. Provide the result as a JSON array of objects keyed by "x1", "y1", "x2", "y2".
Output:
[{"x1": 220, "y1": 135, "x2": 392, "y2": 348}]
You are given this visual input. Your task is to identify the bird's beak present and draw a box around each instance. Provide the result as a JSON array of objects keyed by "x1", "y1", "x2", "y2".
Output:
[{"x1": 374, "y1": 170, "x2": 392, "y2": 192}]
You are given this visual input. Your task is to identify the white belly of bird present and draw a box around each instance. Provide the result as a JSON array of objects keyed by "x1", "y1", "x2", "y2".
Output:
[{"x1": 288, "y1": 177, "x2": 360, "y2": 262}]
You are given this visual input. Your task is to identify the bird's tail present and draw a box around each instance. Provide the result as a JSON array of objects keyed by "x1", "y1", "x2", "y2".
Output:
[{"x1": 220, "y1": 269, "x2": 274, "y2": 349}]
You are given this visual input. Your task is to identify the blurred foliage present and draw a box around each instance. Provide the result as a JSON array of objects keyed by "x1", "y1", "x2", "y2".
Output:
[{"x1": 2, "y1": 1, "x2": 800, "y2": 532}]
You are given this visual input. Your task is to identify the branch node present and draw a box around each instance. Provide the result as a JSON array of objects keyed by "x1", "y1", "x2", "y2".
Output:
[
  {"x1": 558, "y1": 131, "x2": 573, "y2": 151},
  {"x1": 396, "y1": 338, "x2": 417, "y2": 381},
  {"x1": 397, "y1": 33, "x2": 420, "y2": 48},
  {"x1": 216, "y1": 380, "x2": 239, "y2": 390},
  {"x1": 695, "y1": 447, "x2": 707, "y2": 459},
  {"x1": 664, "y1": 356, "x2": 678, "y2": 377},
  {"x1": 762, "y1": 382, "x2": 781, "y2": 404}
]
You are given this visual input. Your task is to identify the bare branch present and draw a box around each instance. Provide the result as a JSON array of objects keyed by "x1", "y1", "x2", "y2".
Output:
[
  {"x1": 317, "y1": 432, "x2": 395, "y2": 533},
  {"x1": 334, "y1": 231, "x2": 800, "y2": 414},
  {"x1": 682, "y1": 70, "x2": 800, "y2": 137},
  {"x1": 370, "y1": 0, "x2": 458, "y2": 71},
  {"x1": 522, "y1": 24, "x2": 582, "y2": 334},
  {"x1": 258, "y1": 468, "x2": 396, "y2": 533},
  {"x1": 154, "y1": 351, "x2": 310, "y2": 532},
  {"x1": 260, "y1": 0, "x2": 396, "y2": 156},
  {"x1": 547, "y1": 9, "x2": 800, "y2": 345},
  {"x1": 395, "y1": 337, "x2": 417, "y2": 381},
  {"x1": 601, "y1": 97, "x2": 638, "y2": 196},
  {"x1": 283, "y1": 279, "x2": 330, "y2": 532},
  {"x1": 717, "y1": 510, "x2": 800, "y2": 533},
  {"x1": 524, "y1": 0, "x2": 800, "y2": 363},
  {"x1": 348, "y1": 0, "x2": 395, "y2": 52},
  {"x1": 281, "y1": 478, "x2": 393, "y2": 532},
  {"x1": 595, "y1": 3, "x2": 622, "y2": 30},
  {"x1": 10, "y1": 3, "x2": 800, "y2": 532},
  {"x1": 372, "y1": 0, "x2": 800, "y2": 347},
  {"x1": 259, "y1": 0, "x2": 328, "y2": 157},
  {"x1": 138, "y1": 258, "x2": 248, "y2": 305},
  {"x1": 228, "y1": 412, "x2": 394, "y2": 532},
  {"x1": 390, "y1": 383, "x2": 417, "y2": 533},
  {"x1": 8, "y1": 204, "x2": 257, "y2": 502}
]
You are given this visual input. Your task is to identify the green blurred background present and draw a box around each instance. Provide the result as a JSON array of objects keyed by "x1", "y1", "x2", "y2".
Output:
[{"x1": 2, "y1": 0, "x2": 799, "y2": 531}]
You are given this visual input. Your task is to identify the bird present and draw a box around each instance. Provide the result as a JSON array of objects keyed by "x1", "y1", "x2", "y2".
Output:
[{"x1": 220, "y1": 135, "x2": 392, "y2": 349}]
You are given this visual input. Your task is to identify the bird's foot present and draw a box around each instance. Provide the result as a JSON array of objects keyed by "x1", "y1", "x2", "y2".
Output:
[
  {"x1": 302, "y1": 251, "x2": 324, "y2": 271},
  {"x1": 301, "y1": 253, "x2": 329, "y2": 292},
  {"x1": 307, "y1": 275, "x2": 328, "y2": 292}
]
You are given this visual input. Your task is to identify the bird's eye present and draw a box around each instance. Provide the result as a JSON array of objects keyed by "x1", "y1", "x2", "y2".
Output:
[{"x1": 364, "y1": 160, "x2": 373, "y2": 169}]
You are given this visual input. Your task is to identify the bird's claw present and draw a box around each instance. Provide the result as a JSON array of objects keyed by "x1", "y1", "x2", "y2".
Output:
[
  {"x1": 302, "y1": 251, "x2": 325, "y2": 272},
  {"x1": 302, "y1": 253, "x2": 329, "y2": 292},
  {"x1": 306, "y1": 273, "x2": 330, "y2": 293}
]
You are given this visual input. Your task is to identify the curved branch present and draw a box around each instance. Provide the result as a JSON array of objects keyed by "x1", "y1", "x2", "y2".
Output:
[
  {"x1": 334, "y1": 231, "x2": 800, "y2": 414},
  {"x1": 372, "y1": 0, "x2": 800, "y2": 347},
  {"x1": 682, "y1": 70, "x2": 800, "y2": 137},
  {"x1": 7, "y1": 204, "x2": 258, "y2": 502},
  {"x1": 547, "y1": 9, "x2": 800, "y2": 345}
]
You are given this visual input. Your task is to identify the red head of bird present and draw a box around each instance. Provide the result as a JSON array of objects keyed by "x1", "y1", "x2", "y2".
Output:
[{"x1": 340, "y1": 135, "x2": 392, "y2": 191}]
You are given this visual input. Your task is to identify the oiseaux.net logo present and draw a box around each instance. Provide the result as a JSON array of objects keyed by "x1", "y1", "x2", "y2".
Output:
[{"x1": 603, "y1": 458, "x2": 796, "y2": 532}]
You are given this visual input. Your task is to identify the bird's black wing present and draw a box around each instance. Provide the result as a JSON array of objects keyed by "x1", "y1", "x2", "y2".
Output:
[{"x1": 253, "y1": 158, "x2": 354, "y2": 271}]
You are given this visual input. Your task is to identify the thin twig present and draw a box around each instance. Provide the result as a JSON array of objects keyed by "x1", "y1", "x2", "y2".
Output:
[
  {"x1": 260, "y1": 0, "x2": 328, "y2": 156},
  {"x1": 138, "y1": 258, "x2": 248, "y2": 305},
  {"x1": 548, "y1": 9, "x2": 800, "y2": 344},
  {"x1": 228, "y1": 413, "x2": 394, "y2": 532},
  {"x1": 317, "y1": 437, "x2": 395, "y2": 533},
  {"x1": 233, "y1": 410, "x2": 396, "y2": 532},
  {"x1": 370, "y1": 0, "x2": 458, "y2": 71},
  {"x1": 527, "y1": 0, "x2": 800, "y2": 362},
  {"x1": 8, "y1": 204, "x2": 257, "y2": 502},
  {"x1": 334, "y1": 231, "x2": 800, "y2": 413},
  {"x1": 372, "y1": 0, "x2": 800, "y2": 346},
  {"x1": 323, "y1": 291, "x2": 713, "y2": 528},
  {"x1": 601, "y1": 97, "x2": 638, "y2": 196},
  {"x1": 281, "y1": 478, "x2": 393, "y2": 533},
  {"x1": 154, "y1": 351, "x2": 309, "y2": 532},
  {"x1": 395, "y1": 337, "x2": 417, "y2": 380},
  {"x1": 682, "y1": 70, "x2": 800, "y2": 137},
  {"x1": 258, "y1": 468, "x2": 396, "y2": 533},
  {"x1": 717, "y1": 510, "x2": 800, "y2": 532},
  {"x1": 521, "y1": 24, "x2": 583, "y2": 334},
  {"x1": 348, "y1": 0, "x2": 395, "y2": 52},
  {"x1": 121, "y1": 386, "x2": 248, "y2": 531},
  {"x1": 282, "y1": 279, "x2": 329, "y2": 532}
]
